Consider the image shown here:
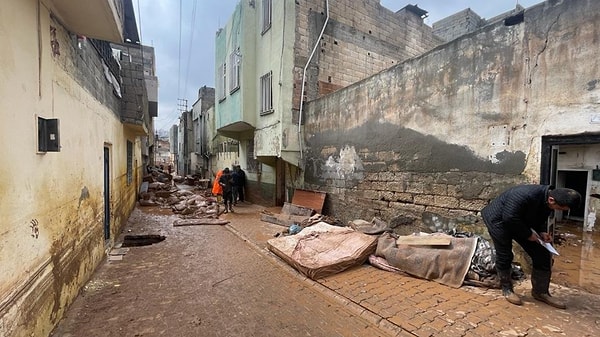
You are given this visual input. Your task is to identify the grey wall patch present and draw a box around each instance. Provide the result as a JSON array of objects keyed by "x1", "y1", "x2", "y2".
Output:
[
  {"x1": 78, "y1": 186, "x2": 90, "y2": 208},
  {"x1": 322, "y1": 145, "x2": 364, "y2": 181}
]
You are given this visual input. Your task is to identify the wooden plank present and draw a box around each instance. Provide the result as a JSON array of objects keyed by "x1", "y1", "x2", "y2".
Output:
[
  {"x1": 173, "y1": 218, "x2": 230, "y2": 226},
  {"x1": 281, "y1": 202, "x2": 314, "y2": 216},
  {"x1": 260, "y1": 213, "x2": 310, "y2": 227},
  {"x1": 396, "y1": 236, "x2": 452, "y2": 246},
  {"x1": 291, "y1": 189, "x2": 326, "y2": 214}
]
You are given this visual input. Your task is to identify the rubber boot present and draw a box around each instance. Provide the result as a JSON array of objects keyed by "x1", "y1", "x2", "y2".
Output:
[
  {"x1": 531, "y1": 269, "x2": 566, "y2": 309},
  {"x1": 497, "y1": 268, "x2": 523, "y2": 305}
]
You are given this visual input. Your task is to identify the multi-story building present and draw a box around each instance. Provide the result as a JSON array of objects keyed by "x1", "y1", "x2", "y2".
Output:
[
  {"x1": 190, "y1": 86, "x2": 215, "y2": 177},
  {"x1": 0, "y1": 1, "x2": 155, "y2": 336},
  {"x1": 154, "y1": 138, "x2": 172, "y2": 169},
  {"x1": 214, "y1": 0, "x2": 444, "y2": 206}
]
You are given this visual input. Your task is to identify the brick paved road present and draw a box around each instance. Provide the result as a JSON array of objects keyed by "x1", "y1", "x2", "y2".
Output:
[
  {"x1": 51, "y1": 199, "x2": 600, "y2": 337},
  {"x1": 228, "y1": 203, "x2": 600, "y2": 337}
]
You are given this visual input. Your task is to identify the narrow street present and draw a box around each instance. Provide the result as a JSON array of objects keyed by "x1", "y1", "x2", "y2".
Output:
[
  {"x1": 49, "y1": 202, "x2": 391, "y2": 337},
  {"x1": 50, "y1": 188, "x2": 600, "y2": 337}
]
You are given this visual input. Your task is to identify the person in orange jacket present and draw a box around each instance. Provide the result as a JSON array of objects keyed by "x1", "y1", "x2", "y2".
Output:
[{"x1": 212, "y1": 169, "x2": 223, "y2": 201}]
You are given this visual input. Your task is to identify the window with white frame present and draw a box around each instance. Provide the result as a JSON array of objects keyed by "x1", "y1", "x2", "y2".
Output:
[
  {"x1": 261, "y1": 0, "x2": 272, "y2": 34},
  {"x1": 229, "y1": 48, "x2": 240, "y2": 93},
  {"x1": 260, "y1": 71, "x2": 273, "y2": 114},
  {"x1": 217, "y1": 62, "x2": 227, "y2": 101}
]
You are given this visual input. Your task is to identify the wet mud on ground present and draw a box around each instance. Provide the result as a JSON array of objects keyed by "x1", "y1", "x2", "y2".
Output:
[
  {"x1": 50, "y1": 202, "x2": 392, "y2": 337},
  {"x1": 552, "y1": 220, "x2": 600, "y2": 294}
]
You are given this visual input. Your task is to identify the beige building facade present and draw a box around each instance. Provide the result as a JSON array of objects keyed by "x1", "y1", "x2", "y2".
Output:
[{"x1": 0, "y1": 1, "x2": 154, "y2": 336}]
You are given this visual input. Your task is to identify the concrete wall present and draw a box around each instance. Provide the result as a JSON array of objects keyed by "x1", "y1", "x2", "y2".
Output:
[
  {"x1": 294, "y1": 0, "x2": 443, "y2": 105},
  {"x1": 432, "y1": 8, "x2": 484, "y2": 42},
  {"x1": 0, "y1": 1, "x2": 143, "y2": 336},
  {"x1": 303, "y1": 0, "x2": 600, "y2": 226}
]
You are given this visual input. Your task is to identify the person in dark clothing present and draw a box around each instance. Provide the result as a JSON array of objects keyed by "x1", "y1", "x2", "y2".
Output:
[
  {"x1": 233, "y1": 165, "x2": 246, "y2": 203},
  {"x1": 481, "y1": 185, "x2": 581, "y2": 308},
  {"x1": 231, "y1": 166, "x2": 241, "y2": 205},
  {"x1": 219, "y1": 167, "x2": 234, "y2": 213}
]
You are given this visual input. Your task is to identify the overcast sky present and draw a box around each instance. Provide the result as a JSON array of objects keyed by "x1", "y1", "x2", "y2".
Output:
[{"x1": 131, "y1": 0, "x2": 544, "y2": 133}]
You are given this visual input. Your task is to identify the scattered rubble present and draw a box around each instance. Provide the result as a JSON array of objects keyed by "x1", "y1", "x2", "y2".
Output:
[{"x1": 139, "y1": 168, "x2": 225, "y2": 225}]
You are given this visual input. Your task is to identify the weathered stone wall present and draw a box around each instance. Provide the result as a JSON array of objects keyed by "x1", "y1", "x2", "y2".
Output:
[
  {"x1": 303, "y1": 0, "x2": 600, "y2": 227},
  {"x1": 432, "y1": 8, "x2": 484, "y2": 42}
]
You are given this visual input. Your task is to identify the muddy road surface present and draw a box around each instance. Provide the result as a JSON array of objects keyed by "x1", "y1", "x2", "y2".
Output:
[{"x1": 50, "y1": 205, "x2": 391, "y2": 337}]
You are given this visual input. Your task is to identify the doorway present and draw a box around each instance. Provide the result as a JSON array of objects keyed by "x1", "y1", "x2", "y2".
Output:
[
  {"x1": 556, "y1": 170, "x2": 587, "y2": 219},
  {"x1": 103, "y1": 146, "x2": 110, "y2": 240},
  {"x1": 540, "y1": 134, "x2": 600, "y2": 294}
]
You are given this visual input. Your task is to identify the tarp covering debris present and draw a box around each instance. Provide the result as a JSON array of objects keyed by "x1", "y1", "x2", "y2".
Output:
[
  {"x1": 375, "y1": 232, "x2": 478, "y2": 288},
  {"x1": 267, "y1": 222, "x2": 377, "y2": 280}
]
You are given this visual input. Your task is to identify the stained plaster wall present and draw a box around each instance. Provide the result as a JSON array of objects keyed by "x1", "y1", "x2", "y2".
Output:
[
  {"x1": 0, "y1": 1, "x2": 142, "y2": 336},
  {"x1": 303, "y1": 0, "x2": 600, "y2": 226},
  {"x1": 253, "y1": 0, "x2": 297, "y2": 164}
]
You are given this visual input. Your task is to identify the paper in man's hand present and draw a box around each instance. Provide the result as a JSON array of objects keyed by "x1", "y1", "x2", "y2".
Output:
[{"x1": 531, "y1": 229, "x2": 560, "y2": 255}]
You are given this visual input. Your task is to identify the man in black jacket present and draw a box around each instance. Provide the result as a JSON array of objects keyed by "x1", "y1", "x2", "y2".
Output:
[
  {"x1": 481, "y1": 185, "x2": 581, "y2": 309},
  {"x1": 219, "y1": 168, "x2": 234, "y2": 213}
]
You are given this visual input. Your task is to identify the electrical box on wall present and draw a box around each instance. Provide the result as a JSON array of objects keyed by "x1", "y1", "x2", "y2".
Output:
[{"x1": 38, "y1": 117, "x2": 60, "y2": 152}]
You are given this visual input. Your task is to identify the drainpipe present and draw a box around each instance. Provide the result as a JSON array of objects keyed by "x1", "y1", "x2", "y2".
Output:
[{"x1": 298, "y1": 0, "x2": 329, "y2": 160}]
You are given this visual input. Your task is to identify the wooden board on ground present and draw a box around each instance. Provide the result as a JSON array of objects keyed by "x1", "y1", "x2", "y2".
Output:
[
  {"x1": 260, "y1": 213, "x2": 310, "y2": 227},
  {"x1": 281, "y1": 202, "x2": 314, "y2": 216},
  {"x1": 396, "y1": 235, "x2": 452, "y2": 246},
  {"x1": 173, "y1": 218, "x2": 230, "y2": 226},
  {"x1": 291, "y1": 189, "x2": 326, "y2": 214}
]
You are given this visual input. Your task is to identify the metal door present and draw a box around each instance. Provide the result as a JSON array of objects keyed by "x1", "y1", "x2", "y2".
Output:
[{"x1": 103, "y1": 146, "x2": 110, "y2": 240}]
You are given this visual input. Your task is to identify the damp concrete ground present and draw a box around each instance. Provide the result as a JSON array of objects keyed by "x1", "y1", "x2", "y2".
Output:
[{"x1": 51, "y1": 190, "x2": 600, "y2": 337}]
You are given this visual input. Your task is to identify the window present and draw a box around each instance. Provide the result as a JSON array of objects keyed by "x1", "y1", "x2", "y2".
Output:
[
  {"x1": 229, "y1": 48, "x2": 240, "y2": 93},
  {"x1": 217, "y1": 63, "x2": 227, "y2": 101},
  {"x1": 126, "y1": 140, "x2": 133, "y2": 185},
  {"x1": 261, "y1": 0, "x2": 272, "y2": 34},
  {"x1": 37, "y1": 117, "x2": 60, "y2": 152},
  {"x1": 260, "y1": 71, "x2": 273, "y2": 114},
  {"x1": 246, "y1": 141, "x2": 260, "y2": 173}
]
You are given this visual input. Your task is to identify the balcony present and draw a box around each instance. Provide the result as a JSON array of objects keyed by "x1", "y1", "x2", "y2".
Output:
[
  {"x1": 120, "y1": 61, "x2": 150, "y2": 136},
  {"x1": 48, "y1": 0, "x2": 124, "y2": 43}
]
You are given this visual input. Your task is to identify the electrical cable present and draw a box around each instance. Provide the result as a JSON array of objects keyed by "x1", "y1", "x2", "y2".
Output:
[
  {"x1": 177, "y1": 0, "x2": 183, "y2": 99},
  {"x1": 183, "y1": 0, "x2": 198, "y2": 102}
]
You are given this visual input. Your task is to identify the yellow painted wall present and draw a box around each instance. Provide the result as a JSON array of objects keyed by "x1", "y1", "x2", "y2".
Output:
[{"x1": 0, "y1": 1, "x2": 142, "y2": 336}]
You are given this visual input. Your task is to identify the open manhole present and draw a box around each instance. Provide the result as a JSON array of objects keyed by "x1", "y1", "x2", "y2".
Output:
[{"x1": 122, "y1": 234, "x2": 166, "y2": 247}]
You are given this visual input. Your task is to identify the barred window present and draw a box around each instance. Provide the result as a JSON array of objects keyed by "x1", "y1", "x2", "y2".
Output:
[
  {"x1": 126, "y1": 140, "x2": 133, "y2": 185},
  {"x1": 260, "y1": 71, "x2": 273, "y2": 115}
]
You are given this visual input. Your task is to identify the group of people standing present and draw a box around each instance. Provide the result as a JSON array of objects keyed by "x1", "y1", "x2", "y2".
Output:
[{"x1": 211, "y1": 165, "x2": 246, "y2": 213}]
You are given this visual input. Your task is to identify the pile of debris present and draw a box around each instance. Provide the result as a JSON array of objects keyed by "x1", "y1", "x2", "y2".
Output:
[
  {"x1": 139, "y1": 170, "x2": 225, "y2": 225},
  {"x1": 264, "y1": 200, "x2": 520, "y2": 289}
]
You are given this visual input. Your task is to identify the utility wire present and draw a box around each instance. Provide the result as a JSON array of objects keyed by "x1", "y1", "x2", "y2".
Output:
[
  {"x1": 183, "y1": 0, "x2": 198, "y2": 102},
  {"x1": 177, "y1": 0, "x2": 183, "y2": 99}
]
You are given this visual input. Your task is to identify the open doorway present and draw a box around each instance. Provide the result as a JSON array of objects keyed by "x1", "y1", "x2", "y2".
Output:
[
  {"x1": 556, "y1": 170, "x2": 587, "y2": 220},
  {"x1": 540, "y1": 135, "x2": 600, "y2": 294},
  {"x1": 103, "y1": 146, "x2": 111, "y2": 241}
]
